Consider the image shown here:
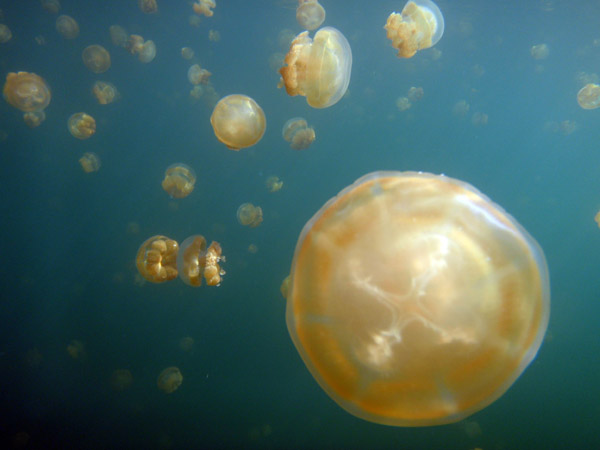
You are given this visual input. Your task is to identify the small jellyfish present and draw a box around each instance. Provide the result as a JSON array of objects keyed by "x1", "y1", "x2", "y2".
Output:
[
  {"x1": 211, "y1": 94, "x2": 266, "y2": 150},
  {"x1": 157, "y1": 367, "x2": 183, "y2": 394},
  {"x1": 188, "y1": 64, "x2": 211, "y2": 85},
  {"x1": 266, "y1": 175, "x2": 283, "y2": 192},
  {"x1": 282, "y1": 118, "x2": 316, "y2": 150},
  {"x1": 189, "y1": 14, "x2": 201, "y2": 27},
  {"x1": 79, "y1": 152, "x2": 101, "y2": 173},
  {"x1": 248, "y1": 244, "x2": 258, "y2": 254},
  {"x1": 3, "y1": 72, "x2": 51, "y2": 112},
  {"x1": 237, "y1": 203, "x2": 263, "y2": 228},
  {"x1": 109, "y1": 25, "x2": 128, "y2": 47},
  {"x1": 471, "y1": 111, "x2": 488, "y2": 126},
  {"x1": 136, "y1": 235, "x2": 179, "y2": 283},
  {"x1": 138, "y1": 0, "x2": 158, "y2": 14},
  {"x1": 595, "y1": 211, "x2": 600, "y2": 228},
  {"x1": 35, "y1": 35, "x2": 46, "y2": 45},
  {"x1": 179, "y1": 337, "x2": 195, "y2": 352},
  {"x1": 181, "y1": 46, "x2": 194, "y2": 59},
  {"x1": 110, "y1": 369, "x2": 133, "y2": 391},
  {"x1": 407, "y1": 86, "x2": 424, "y2": 101},
  {"x1": 296, "y1": 0, "x2": 325, "y2": 31},
  {"x1": 82, "y1": 45, "x2": 111, "y2": 73},
  {"x1": 193, "y1": 0, "x2": 215, "y2": 17},
  {"x1": 67, "y1": 339, "x2": 86, "y2": 360},
  {"x1": 41, "y1": 0, "x2": 60, "y2": 14},
  {"x1": 56, "y1": 15, "x2": 79, "y2": 39},
  {"x1": 0, "y1": 24, "x2": 12, "y2": 43},
  {"x1": 530, "y1": 43, "x2": 549, "y2": 60},
  {"x1": 577, "y1": 83, "x2": 600, "y2": 110},
  {"x1": 208, "y1": 29, "x2": 220, "y2": 42},
  {"x1": 384, "y1": 0, "x2": 445, "y2": 58},
  {"x1": 177, "y1": 235, "x2": 225, "y2": 286},
  {"x1": 23, "y1": 110, "x2": 46, "y2": 128},
  {"x1": 395, "y1": 96, "x2": 411, "y2": 111},
  {"x1": 68, "y1": 112, "x2": 96, "y2": 139},
  {"x1": 279, "y1": 27, "x2": 352, "y2": 108},
  {"x1": 452, "y1": 99, "x2": 470, "y2": 117},
  {"x1": 161, "y1": 163, "x2": 196, "y2": 199},
  {"x1": 92, "y1": 81, "x2": 120, "y2": 105},
  {"x1": 190, "y1": 84, "x2": 204, "y2": 100},
  {"x1": 138, "y1": 40, "x2": 156, "y2": 63}
]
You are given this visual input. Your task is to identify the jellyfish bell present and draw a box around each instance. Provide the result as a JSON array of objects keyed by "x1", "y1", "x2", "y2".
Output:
[
  {"x1": 136, "y1": 235, "x2": 179, "y2": 283},
  {"x1": 177, "y1": 235, "x2": 225, "y2": 287},
  {"x1": 279, "y1": 27, "x2": 352, "y2": 108},
  {"x1": 157, "y1": 367, "x2": 183, "y2": 394},
  {"x1": 210, "y1": 94, "x2": 266, "y2": 150},
  {"x1": 286, "y1": 171, "x2": 550, "y2": 426},
  {"x1": 161, "y1": 163, "x2": 196, "y2": 199},
  {"x1": 92, "y1": 81, "x2": 120, "y2": 104},
  {"x1": 138, "y1": 0, "x2": 158, "y2": 14},
  {"x1": 68, "y1": 112, "x2": 96, "y2": 139},
  {"x1": 138, "y1": 40, "x2": 156, "y2": 63},
  {"x1": 385, "y1": 0, "x2": 445, "y2": 58},
  {"x1": 577, "y1": 83, "x2": 600, "y2": 110},
  {"x1": 82, "y1": 45, "x2": 111, "y2": 73},
  {"x1": 23, "y1": 110, "x2": 46, "y2": 128},
  {"x1": 55, "y1": 14, "x2": 79, "y2": 39},
  {"x1": 109, "y1": 25, "x2": 128, "y2": 47},
  {"x1": 282, "y1": 118, "x2": 316, "y2": 150},
  {"x1": 237, "y1": 203, "x2": 263, "y2": 227},
  {"x1": 193, "y1": 0, "x2": 215, "y2": 17},
  {"x1": 3, "y1": 72, "x2": 51, "y2": 112},
  {"x1": 0, "y1": 24, "x2": 12, "y2": 43},
  {"x1": 296, "y1": 0, "x2": 325, "y2": 31}
]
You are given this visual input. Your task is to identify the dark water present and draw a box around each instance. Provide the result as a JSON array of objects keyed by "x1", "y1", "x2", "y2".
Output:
[{"x1": 0, "y1": 0, "x2": 598, "y2": 448}]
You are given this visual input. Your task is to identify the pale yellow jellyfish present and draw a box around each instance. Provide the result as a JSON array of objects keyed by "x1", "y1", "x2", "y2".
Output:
[
  {"x1": 0, "y1": 24, "x2": 12, "y2": 43},
  {"x1": 157, "y1": 367, "x2": 183, "y2": 394},
  {"x1": 286, "y1": 171, "x2": 550, "y2": 426},
  {"x1": 138, "y1": 40, "x2": 156, "y2": 63},
  {"x1": 280, "y1": 275, "x2": 291, "y2": 298},
  {"x1": 193, "y1": 0, "x2": 215, "y2": 17},
  {"x1": 41, "y1": 0, "x2": 61, "y2": 14},
  {"x1": 23, "y1": 110, "x2": 46, "y2": 128},
  {"x1": 3, "y1": 72, "x2": 51, "y2": 112},
  {"x1": 266, "y1": 175, "x2": 283, "y2": 192},
  {"x1": 181, "y1": 46, "x2": 194, "y2": 59},
  {"x1": 68, "y1": 113, "x2": 96, "y2": 139},
  {"x1": 384, "y1": 0, "x2": 445, "y2": 58},
  {"x1": 210, "y1": 94, "x2": 266, "y2": 150},
  {"x1": 282, "y1": 118, "x2": 316, "y2": 150},
  {"x1": 530, "y1": 43, "x2": 549, "y2": 60},
  {"x1": 82, "y1": 45, "x2": 111, "y2": 73},
  {"x1": 237, "y1": 203, "x2": 263, "y2": 228},
  {"x1": 136, "y1": 235, "x2": 179, "y2": 283},
  {"x1": 92, "y1": 81, "x2": 120, "y2": 104},
  {"x1": 161, "y1": 163, "x2": 196, "y2": 199},
  {"x1": 296, "y1": 0, "x2": 325, "y2": 31},
  {"x1": 452, "y1": 99, "x2": 470, "y2": 117},
  {"x1": 79, "y1": 152, "x2": 101, "y2": 173},
  {"x1": 577, "y1": 83, "x2": 600, "y2": 110},
  {"x1": 56, "y1": 15, "x2": 79, "y2": 39}
]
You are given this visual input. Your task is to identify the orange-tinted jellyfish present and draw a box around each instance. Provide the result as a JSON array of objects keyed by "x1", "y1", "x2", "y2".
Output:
[
  {"x1": 282, "y1": 117, "x2": 316, "y2": 150},
  {"x1": 210, "y1": 94, "x2": 266, "y2": 150},
  {"x1": 3, "y1": 72, "x2": 51, "y2": 112},
  {"x1": 577, "y1": 83, "x2": 600, "y2": 110},
  {"x1": 237, "y1": 203, "x2": 263, "y2": 228},
  {"x1": 82, "y1": 45, "x2": 111, "y2": 73},
  {"x1": 161, "y1": 163, "x2": 196, "y2": 199},
  {"x1": 55, "y1": 14, "x2": 79, "y2": 39},
  {"x1": 79, "y1": 152, "x2": 101, "y2": 173},
  {"x1": 296, "y1": 0, "x2": 325, "y2": 31},
  {"x1": 384, "y1": 0, "x2": 445, "y2": 58},
  {"x1": 136, "y1": 235, "x2": 179, "y2": 283},
  {"x1": 177, "y1": 235, "x2": 225, "y2": 286},
  {"x1": 23, "y1": 110, "x2": 46, "y2": 128},
  {"x1": 286, "y1": 171, "x2": 550, "y2": 426},
  {"x1": 193, "y1": 0, "x2": 215, "y2": 17},
  {"x1": 157, "y1": 367, "x2": 183, "y2": 394},
  {"x1": 68, "y1": 112, "x2": 96, "y2": 139},
  {"x1": 279, "y1": 27, "x2": 352, "y2": 108},
  {"x1": 92, "y1": 81, "x2": 120, "y2": 104},
  {"x1": 138, "y1": 0, "x2": 158, "y2": 14}
]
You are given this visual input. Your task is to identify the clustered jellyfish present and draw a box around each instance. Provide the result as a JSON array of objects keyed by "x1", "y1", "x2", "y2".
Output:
[
  {"x1": 68, "y1": 112, "x2": 96, "y2": 139},
  {"x1": 79, "y1": 152, "x2": 101, "y2": 173},
  {"x1": 92, "y1": 81, "x2": 120, "y2": 105},
  {"x1": 296, "y1": 0, "x2": 325, "y2": 31},
  {"x1": 210, "y1": 94, "x2": 266, "y2": 150},
  {"x1": 285, "y1": 171, "x2": 550, "y2": 426},
  {"x1": 282, "y1": 118, "x2": 316, "y2": 150},
  {"x1": 3, "y1": 72, "x2": 51, "y2": 112},
  {"x1": 82, "y1": 45, "x2": 111, "y2": 73},
  {"x1": 157, "y1": 367, "x2": 183, "y2": 394},
  {"x1": 161, "y1": 163, "x2": 196, "y2": 199},
  {"x1": 237, "y1": 203, "x2": 263, "y2": 228}
]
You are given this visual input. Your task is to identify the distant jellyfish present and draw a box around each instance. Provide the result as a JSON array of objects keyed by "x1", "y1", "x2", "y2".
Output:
[
  {"x1": 157, "y1": 367, "x2": 183, "y2": 394},
  {"x1": 138, "y1": 40, "x2": 156, "y2": 63},
  {"x1": 23, "y1": 110, "x2": 46, "y2": 128},
  {"x1": 189, "y1": 14, "x2": 201, "y2": 27},
  {"x1": 109, "y1": 25, "x2": 128, "y2": 47},
  {"x1": 395, "y1": 96, "x2": 411, "y2": 111},
  {"x1": 126, "y1": 35, "x2": 155, "y2": 62},
  {"x1": 282, "y1": 118, "x2": 316, "y2": 150},
  {"x1": 67, "y1": 340, "x2": 86, "y2": 360},
  {"x1": 110, "y1": 369, "x2": 133, "y2": 391},
  {"x1": 577, "y1": 83, "x2": 600, "y2": 110},
  {"x1": 248, "y1": 244, "x2": 258, "y2": 254},
  {"x1": 181, "y1": 46, "x2": 194, "y2": 59},
  {"x1": 188, "y1": 64, "x2": 211, "y2": 85},
  {"x1": 82, "y1": 45, "x2": 111, "y2": 73},
  {"x1": 530, "y1": 43, "x2": 549, "y2": 60},
  {"x1": 296, "y1": 0, "x2": 325, "y2": 31},
  {"x1": 79, "y1": 152, "x2": 101, "y2": 173},
  {"x1": 471, "y1": 111, "x2": 488, "y2": 126},
  {"x1": 41, "y1": 0, "x2": 60, "y2": 14},
  {"x1": 138, "y1": 0, "x2": 158, "y2": 14},
  {"x1": 407, "y1": 86, "x2": 424, "y2": 101},
  {"x1": 595, "y1": 211, "x2": 600, "y2": 228},
  {"x1": 35, "y1": 35, "x2": 46, "y2": 45},
  {"x1": 68, "y1": 112, "x2": 96, "y2": 139},
  {"x1": 211, "y1": 94, "x2": 266, "y2": 150},
  {"x1": 177, "y1": 235, "x2": 225, "y2": 286},
  {"x1": 452, "y1": 99, "x2": 470, "y2": 117},
  {"x1": 278, "y1": 29, "x2": 296, "y2": 50},
  {"x1": 3, "y1": 72, "x2": 51, "y2": 112},
  {"x1": 193, "y1": 0, "x2": 215, "y2": 17},
  {"x1": 0, "y1": 24, "x2": 12, "y2": 43},
  {"x1": 237, "y1": 203, "x2": 263, "y2": 228},
  {"x1": 385, "y1": 0, "x2": 445, "y2": 58},
  {"x1": 92, "y1": 81, "x2": 120, "y2": 105},
  {"x1": 265, "y1": 175, "x2": 283, "y2": 192},
  {"x1": 208, "y1": 29, "x2": 220, "y2": 42},
  {"x1": 161, "y1": 163, "x2": 196, "y2": 199},
  {"x1": 56, "y1": 14, "x2": 79, "y2": 39},
  {"x1": 179, "y1": 337, "x2": 195, "y2": 352}
]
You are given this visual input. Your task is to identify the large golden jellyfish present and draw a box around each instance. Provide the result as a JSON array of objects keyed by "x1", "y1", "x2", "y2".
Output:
[
  {"x1": 286, "y1": 171, "x2": 550, "y2": 426},
  {"x1": 177, "y1": 235, "x2": 225, "y2": 287},
  {"x1": 210, "y1": 94, "x2": 266, "y2": 150},
  {"x1": 237, "y1": 203, "x2": 263, "y2": 228},
  {"x1": 282, "y1": 117, "x2": 316, "y2": 150},
  {"x1": 279, "y1": 27, "x2": 352, "y2": 109},
  {"x1": 92, "y1": 81, "x2": 120, "y2": 105},
  {"x1": 55, "y1": 15, "x2": 79, "y2": 39},
  {"x1": 157, "y1": 367, "x2": 183, "y2": 394},
  {"x1": 3, "y1": 72, "x2": 51, "y2": 112},
  {"x1": 577, "y1": 83, "x2": 600, "y2": 110},
  {"x1": 161, "y1": 163, "x2": 196, "y2": 199},
  {"x1": 136, "y1": 235, "x2": 179, "y2": 283},
  {"x1": 193, "y1": 0, "x2": 215, "y2": 17},
  {"x1": 384, "y1": 0, "x2": 445, "y2": 59},
  {"x1": 139, "y1": 0, "x2": 158, "y2": 14},
  {"x1": 296, "y1": 0, "x2": 325, "y2": 31},
  {"x1": 68, "y1": 112, "x2": 96, "y2": 139},
  {"x1": 82, "y1": 45, "x2": 111, "y2": 73}
]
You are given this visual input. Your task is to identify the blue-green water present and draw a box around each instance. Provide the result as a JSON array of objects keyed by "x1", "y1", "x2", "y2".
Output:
[{"x1": 0, "y1": 0, "x2": 599, "y2": 448}]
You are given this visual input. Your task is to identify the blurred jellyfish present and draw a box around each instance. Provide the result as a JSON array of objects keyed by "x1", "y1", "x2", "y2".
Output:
[
  {"x1": 248, "y1": 244, "x2": 258, "y2": 254},
  {"x1": 577, "y1": 83, "x2": 600, "y2": 109},
  {"x1": 280, "y1": 275, "x2": 291, "y2": 298},
  {"x1": 3, "y1": 72, "x2": 51, "y2": 112},
  {"x1": 92, "y1": 81, "x2": 120, "y2": 105},
  {"x1": 189, "y1": 14, "x2": 201, "y2": 27},
  {"x1": 23, "y1": 110, "x2": 46, "y2": 128},
  {"x1": 530, "y1": 43, "x2": 549, "y2": 60},
  {"x1": 395, "y1": 96, "x2": 411, "y2": 111},
  {"x1": 211, "y1": 94, "x2": 266, "y2": 150},
  {"x1": 179, "y1": 337, "x2": 195, "y2": 352},
  {"x1": 278, "y1": 29, "x2": 296, "y2": 50},
  {"x1": 67, "y1": 339, "x2": 86, "y2": 360},
  {"x1": 41, "y1": 0, "x2": 60, "y2": 14},
  {"x1": 157, "y1": 367, "x2": 183, "y2": 394},
  {"x1": 193, "y1": 0, "x2": 215, "y2": 17},
  {"x1": 595, "y1": 211, "x2": 600, "y2": 228},
  {"x1": 126, "y1": 35, "x2": 156, "y2": 63},
  {"x1": 452, "y1": 99, "x2": 470, "y2": 117},
  {"x1": 471, "y1": 112, "x2": 488, "y2": 126},
  {"x1": 296, "y1": 0, "x2": 325, "y2": 31},
  {"x1": 181, "y1": 46, "x2": 194, "y2": 59},
  {"x1": 79, "y1": 152, "x2": 101, "y2": 173},
  {"x1": 188, "y1": 64, "x2": 211, "y2": 85},
  {"x1": 68, "y1": 112, "x2": 96, "y2": 139},
  {"x1": 162, "y1": 163, "x2": 196, "y2": 198},
  {"x1": 35, "y1": 35, "x2": 46, "y2": 45},
  {"x1": 109, "y1": 25, "x2": 128, "y2": 47},
  {"x1": 209, "y1": 30, "x2": 221, "y2": 42},
  {"x1": 138, "y1": 0, "x2": 158, "y2": 14},
  {"x1": 56, "y1": 15, "x2": 79, "y2": 39},
  {"x1": 266, "y1": 175, "x2": 283, "y2": 192},
  {"x1": 407, "y1": 86, "x2": 424, "y2": 102},
  {"x1": 110, "y1": 369, "x2": 133, "y2": 391},
  {"x1": 0, "y1": 24, "x2": 12, "y2": 43},
  {"x1": 82, "y1": 45, "x2": 111, "y2": 73},
  {"x1": 177, "y1": 235, "x2": 225, "y2": 286},
  {"x1": 237, "y1": 203, "x2": 263, "y2": 228},
  {"x1": 282, "y1": 118, "x2": 316, "y2": 150}
]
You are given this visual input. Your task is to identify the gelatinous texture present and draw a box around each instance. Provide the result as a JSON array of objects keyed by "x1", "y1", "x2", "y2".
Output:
[
  {"x1": 3, "y1": 72, "x2": 51, "y2": 112},
  {"x1": 384, "y1": 0, "x2": 445, "y2": 58},
  {"x1": 23, "y1": 110, "x2": 46, "y2": 128},
  {"x1": 157, "y1": 367, "x2": 182, "y2": 394},
  {"x1": 136, "y1": 235, "x2": 179, "y2": 283},
  {"x1": 211, "y1": 94, "x2": 266, "y2": 150},
  {"x1": 177, "y1": 235, "x2": 225, "y2": 287},
  {"x1": 577, "y1": 83, "x2": 600, "y2": 110},
  {"x1": 193, "y1": 0, "x2": 215, "y2": 17},
  {"x1": 0, "y1": 24, "x2": 12, "y2": 43},
  {"x1": 286, "y1": 171, "x2": 550, "y2": 426},
  {"x1": 138, "y1": 0, "x2": 158, "y2": 14},
  {"x1": 82, "y1": 45, "x2": 111, "y2": 73},
  {"x1": 296, "y1": 0, "x2": 325, "y2": 31},
  {"x1": 68, "y1": 112, "x2": 96, "y2": 139},
  {"x1": 79, "y1": 152, "x2": 101, "y2": 173},
  {"x1": 138, "y1": 40, "x2": 156, "y2": 62},
  {"x1": 56, "y1": 14, "x2": 79, "y2": 39},
  {"x1": 237, "y1": 203, "x2": 263, "y2": 227},
  {"x1": 92, "y1": 81, "x2": 120, "y2": 104},
  {"x1": 279, "y1": 27, "x2": 352, "y2": 108},
  {"x1": 161, "y1": 163, "x2": 196, "y2": 198},
  {"x1": 188, "y1": 64, "x2": 211, "y2": 85},
  {"x1": 530, "y1": 43, "x2": 549, "y2": 60},
  {"x1": 181, "y1": 47, "x2": 194, "y2": 59},
  {"x1": 109, "y1": 25, "x2": 128, "y2": 47},
  {"x1": 396, "y1": 96, "x2": 411, "y2": 111},
  {"x1": 282, "y1": 117, "x2": 316, "y2": 150},
  {"x1": 110, "y1": 369, "x2": 133, "y2": 391},
  {"x1": 266, "y1": 175, "x2": 283, "y2": 192}
]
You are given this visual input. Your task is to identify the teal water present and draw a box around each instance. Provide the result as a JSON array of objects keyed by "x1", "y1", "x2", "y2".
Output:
[{"x1": 0, "y1": 0, "x2": 599, "y2": 448}]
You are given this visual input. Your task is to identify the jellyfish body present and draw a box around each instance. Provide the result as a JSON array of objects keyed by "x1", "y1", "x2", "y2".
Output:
[
  {"x1": 210, "y1": 94, "x2": 266, "y2": 150},
  {"x1": 296, "y1": 0, "x2": 325, "y2": 31},
  {"x1": 157, "y1": 367, "x2": 183, "y2": 394},
  {"x1": 79, "y1": 152, "x2": 101, "y2": 173},
  {"x1": 577, "y1": 83, "x2": 600, "y2": 110},
  {"x1": 3, "y1": 72, "x2": 51, "y2": 112},
  {"x1": 237, "y1": 203, "x2": 263, "y2": 228},
  {"x1": 177, "y1": 235, "x2": 225, "y2": 287},
  {"x1": 279, "y1": 27, "x2": 352, "y2": 108},
  {"x1": 92, "y1": 81, "x2": 120, "y2": 105},
  {"x1": 68, "y1": 112, "x2": 96, "y2": 139},
  {"x1": 23, "y1": 110, "x2": 46, "y2": 128},
  {"x1": 161, "y1": 163, "x2": 196, "y2": 198},
  {"x1": 286, "y1": 171, "x2": 550, "y2": 426},
  {"x1": 56, "y1": 15, "x2": 79, "y2": 39},
  {"x1": 188, "y1": 64, "x2": 211, "y2": 85},
  {"x1": 0, "y1": 24, "x2": 12, "y2": 43},
  {"x1": 136, "y1": 235, "x2": 179, "y2": 283},
  {"x1": 82, "y1": 45, "x2": 111, "y2": 73}
]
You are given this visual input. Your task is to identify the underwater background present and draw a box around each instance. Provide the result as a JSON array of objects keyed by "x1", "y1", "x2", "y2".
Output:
[{"x1": 0, "y1": 0, "x2": 599, "y2": 448}]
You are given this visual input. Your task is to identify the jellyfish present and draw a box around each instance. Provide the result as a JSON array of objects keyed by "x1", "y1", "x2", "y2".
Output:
[
  {"x1": 211, "y1": 94, "x2": 266, "y2": 150},
  {"x1": 92, "y1": 81, "x2": 120, "y2": 105},
  {"x1": 161, "y1": 163, "x2": 196, "y2": 199},
  {"x1": 452, "y1": 99, "x2": 470, "y2": 117},
  {"x1": 109, "y1": 25, "x2": 128, "y2": 47},
  {"x1": 0, "y1": 24, "x2": 11, "y2": 43},
  {"x1": 279, "y1": 27, "x2": 352, "y2": 108},
  {"x1": 471, "y1": 112, "x2": 488, "y2": 126},
  {"x1": 41, "y1": 0, "x2": 60, "y2": 14},
  {"x1": 35, "y1": 35, "x2": 46, "y2": 46},
  {"x1": 138, "y1": 0, "x2": 157, "y2": 14},
  {"x1": 3, "y1": 72, "x2": 51, "y2": 112},
  {"x1": 280, "y1": 275, "x2": 291, "y2": 298},
  {"x1": 138, "y1": 40, "x2": 156, "y2": 63},
  {"x1": 82, "y1": 45, "x2": 111, "y2": 73},
  {"x1": 530, "y1": 43, "x2": 549, "y2": 60},
  {"x1": 208, "y1": 29, "x2": 221, "y2": 42},
  {"x1": 237, "y1": 203, "x2": 263, "y2": 228},
  {"x1": 384, "y1": 0, "x2": 445, "y2": 58},
  {"x1": 177, "y1": 235, "x2": 225, "y2": 286},
  {"x1": 577, "y1": 83, "x2": 600, "y2": 110},
  {"x1": 181, "y1": 46, "x2": 194, "y2": 59},
  {"x1": 55, "y1": 14, "x2": 79, "y2": 39},
  {"x1": 136, "y1": 235, "x2": 179, "y2": 283},
  {"x1": 296, "y1": 0, "x2": 325, "y2": 31},
  {"x1": 595, "y1": 211, "x2": 600, "y2": 228},
  {"x1": 157, "y1": 367, "x2": 183, "y2": 394},
  {"x1": 265, "y1": 175, "x2": 283, "y2": 192},
  {"x1": 110, "y1": 369, "x2": 133, "y2": 391},
  {"x1": 395, "y1": 96, "x2": 411, "y2": 111},
  {"x1": 179, "y1": 337, "x2": 195, "y2": 352},
  {"x1": 67, "y1": 340, "x2": 86, "y2": 360},
  {"x1": 68, "y1": 113, "x2": 96, "y2": 139},
  {"x1": 188, "y1": 64, "x2": 211, "y2": 85},
  {"x1": 23, "y1": 110, "x2": 46, "y2": 128},
  {"x1": 282, "y1": 118, "x2": 316, "y2": 150},
  {"x1": 79, "y1": 152, "x2": 101, "y2": 173},
  {"x1": 193, "y1": 0, "x2": 215, "y2": 17},
  {"x1": 407, "y1": 86, "x2": 424, "y2": 101},
  {"x1": 286, "y1": 171, "x2": 550, "y2": 426}
]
